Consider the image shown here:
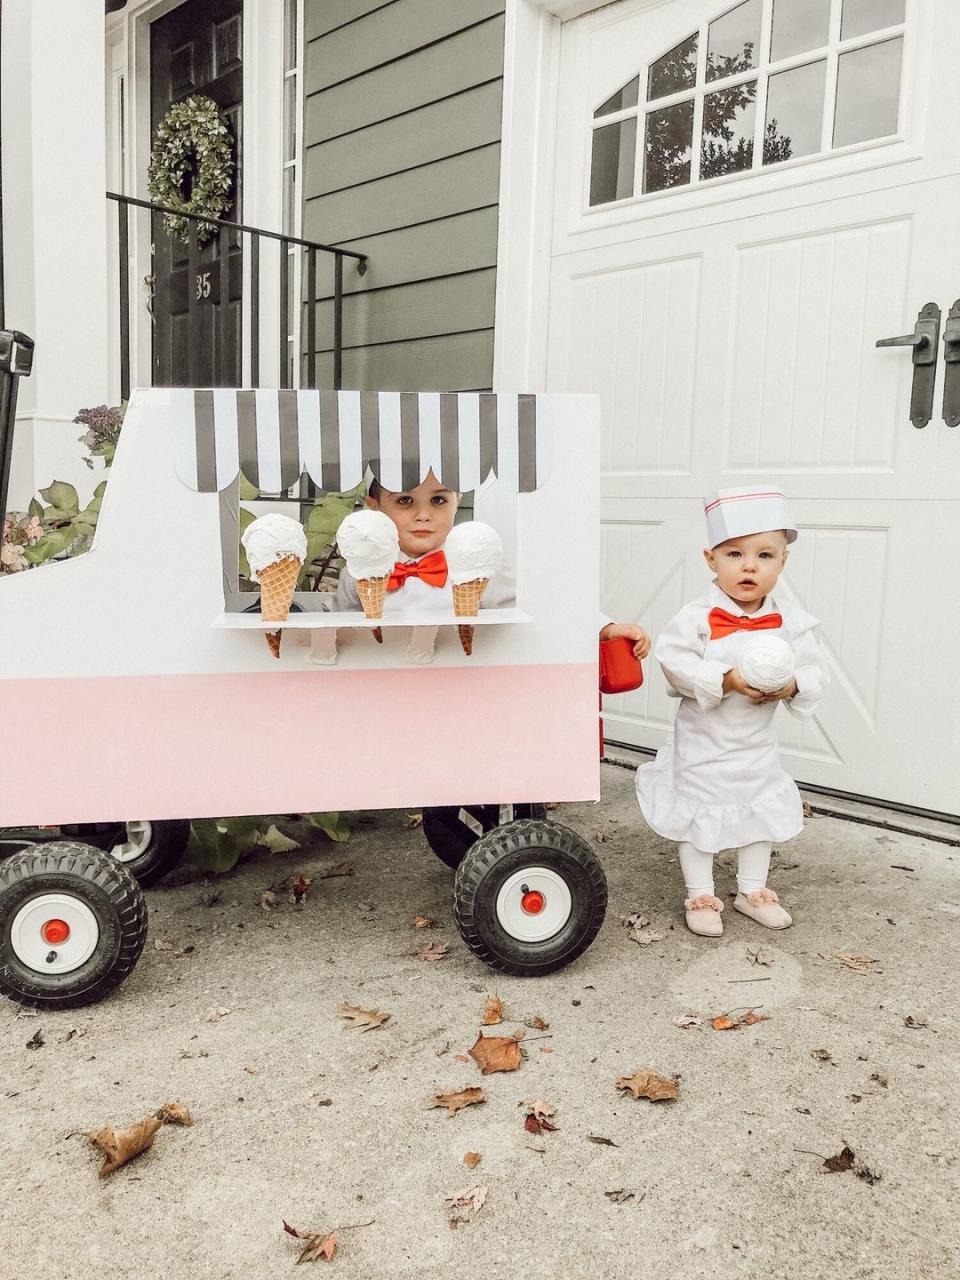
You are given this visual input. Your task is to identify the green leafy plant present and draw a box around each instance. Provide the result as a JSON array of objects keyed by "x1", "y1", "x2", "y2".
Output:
[
  {"x1": 186, "y1": 812, "x2": 350, "y2": 876},
  {"x1": 147, "y1": 94, "x2": 234, "y2": 245},
  {"x1": 76, "y1": 403, "x2": 126, "y2": 469},
  {"x1": 1, "y1": 480, "x2": 105, "y2": 574}
]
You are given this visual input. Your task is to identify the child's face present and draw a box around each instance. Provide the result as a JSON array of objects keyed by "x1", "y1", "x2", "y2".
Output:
[
  {"x1": 703, "y1": 529, "x2": 788, "y2": 611},
  {"x1": 365, "y1": 471, "x2": 461, "y2": 558}
]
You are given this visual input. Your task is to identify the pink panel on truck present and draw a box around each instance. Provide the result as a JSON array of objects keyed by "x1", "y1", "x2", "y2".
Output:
[{"x1": 0, "y1": 664, "x2": 600, "y2": 826}]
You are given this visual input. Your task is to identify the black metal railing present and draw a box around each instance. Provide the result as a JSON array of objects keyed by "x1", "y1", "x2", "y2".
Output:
[
  {"x1": 0, "y1": 331, "x2": 35, "y2": 538},
  {"x1": 107, "y1": 192, "x2": 367, "y2": 400}
]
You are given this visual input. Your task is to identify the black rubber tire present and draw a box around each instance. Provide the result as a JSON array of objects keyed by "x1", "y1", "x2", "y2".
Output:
[
  {"x1": 453, "y1": 819, "x2": 607, "y2": 976},
  {"x1": 0, "y1": 841, "x2": 148, "y2": 1009},
  {"x1": 422, "y1": 804, "x2": 548, "y2": 870},
  {"x1": 62, "y1": 819, "x2": 191, "y2": 886}
]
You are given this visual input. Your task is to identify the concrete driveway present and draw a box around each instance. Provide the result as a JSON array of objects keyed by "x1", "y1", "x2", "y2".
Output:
[{"x1": 1, "y1": 764, "x2": 957, "y2": 1279}]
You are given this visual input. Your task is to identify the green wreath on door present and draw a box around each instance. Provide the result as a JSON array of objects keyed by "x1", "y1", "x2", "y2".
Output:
[{"x1": 147, "y1": 94, "x2": 234, "y2": 246}]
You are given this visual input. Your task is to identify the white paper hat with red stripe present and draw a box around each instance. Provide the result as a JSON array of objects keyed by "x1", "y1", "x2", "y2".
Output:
[{"x1": 703, "y1": 486, "x2": 798, "y2": 549}]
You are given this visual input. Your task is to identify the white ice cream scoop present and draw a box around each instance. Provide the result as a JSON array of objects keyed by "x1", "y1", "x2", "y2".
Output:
[
  {"x1": 336, "y1": 509, "x2": 400, "y2": 580},
  {"x1": 444, "y1": 521, "x2": 503, "y2": 585},
  {"x1": 739, "y1": 633, "x2": 796, "y2": 693},
  {"x1": 241, "y1": 513, "x2": 308, "y2": 577}
]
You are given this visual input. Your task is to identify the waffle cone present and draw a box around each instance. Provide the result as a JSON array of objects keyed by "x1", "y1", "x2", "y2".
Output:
[
  {"x1": 256, "y1": 555, "x2": 302, "y2": 660},
  {"x1": 257, "y1": 555, "x2": 302, "y2": 622},
  {"x1": 356, "y1": 575, "x2": 389, "y2": 621},
  {"x1": 451, "y1": 578, "x2": 489, "y2": 617},
  {"x1": 452, "y1": 579, "x2": 489, "y2": 656}
]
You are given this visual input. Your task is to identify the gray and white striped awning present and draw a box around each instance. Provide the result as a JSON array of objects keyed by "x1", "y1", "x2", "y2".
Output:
[{"x1": 170, "y1": 389, "x2": 547, "y2": 494}]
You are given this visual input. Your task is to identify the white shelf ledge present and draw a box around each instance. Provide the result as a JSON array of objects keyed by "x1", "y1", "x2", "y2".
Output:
[{"x1": 212, "y1": 608, "x2": 531, "y2": 631}]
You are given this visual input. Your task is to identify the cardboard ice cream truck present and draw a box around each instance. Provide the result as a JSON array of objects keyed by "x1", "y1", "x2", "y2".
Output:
[{"x1": 0, "y1": 338, "x2": 605, "y2": 1008}]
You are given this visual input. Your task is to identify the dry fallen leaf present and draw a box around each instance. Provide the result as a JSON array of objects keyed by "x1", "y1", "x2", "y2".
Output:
[
  {"x1": 672, "y1": 1015, "x2": 703, "y2": 1030},
  {"x1": 605, "y1": 1188, "x2": 643, "y2": 1205},
  {"x1": 260, "y1": 891, "x2": 278, "y2": 911},
  {"x1": 469, "y1": 1032, "x2": 523, "y2": 1075},
  {"x1": 205, "y1": 1007, "x2": 231, "y2": 1023},
  {"x1": 446, "y1": 1184, "x2": 487, "y2": 1219},
  {"x1": 316, "y1": 861, "x2": 353, "y2": 879},
  {"x1": 412, "y1": 915, "x2": 437, "y2": 929},
  {"x1": 416, "y1": 942, "x2": 449, "y2": 962},
  {"x1": 746, "y1": 946, "x2": 773, "y2": 966},
  {"x1": 463, "y1": 1152, "x2": 482, "y2": 1169},
  {"x1": 820, "y1": 952, "x2": 880, "y2": 974},
  {"x1": 711, "y1": 1010, "x2": 769, "y2": 1031},
  {"x1": 155, "y1": 1101, "x2": 193, "y2": 1126},
  {"x1": 25, "y1": 1029, "x2": 44, "y2": 1050},
  {"x1": 90, "y1": 1115, "x2": 163, "y2": 1176},
  {"x1": 429, "y1": 1087, "x2": 487, "y2": 1117},
  {"x1": 904, "y1": 1015, "x2": 928, "y2": 1029},
  {"x1": 283, "y1": 1221, "x2": 337, "y2": 1263},
  {"x1": 823, "y1": 1146, "x2": 855, "y2": 1174},
  {"x1": 586, "y1": 1135, "x2": 619, "y2": 1147},
  {"x1": 282, "y1": 874, "x2": 313, "y2": 905},
  {"x1": 481, "y1": 995, "x2": 504, "y2": 1026},
  {"x1": 615, "y1": 1069, "x2": 679, "y2": 1103},
  {"x1": 404, "y1": 813, "x2": 424, "y2": 828},
  {"x1": 810, "y1": 1048, "x2": 833, "y2": 1062},
  {"x1": 337, "y1": 1003, "x2": 390, "y2": 1032},
  {"x1": 154, "y1": 937, "x2": 178, "y2": 952},
  {"x1": 525, "y1": 1015, "x2": 550, "y2": 1031},
  {"x1": 522, "y1": 1099, "x2": 557, "y2": 1120},
  {"x1": 631, "y1": 928, "x2": 664, "y2": 947},
  {"x1": 524, "y1": 1113, "x2": 558, "y2": 1135}
]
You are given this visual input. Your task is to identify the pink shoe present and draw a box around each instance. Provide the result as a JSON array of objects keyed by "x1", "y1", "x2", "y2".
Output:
[
  {"x1": 733, "y1": 887, "x2": 792, "y2": 930},
  {"x1": 684, "y1": 894, "x2": 724, "y2": 937}
]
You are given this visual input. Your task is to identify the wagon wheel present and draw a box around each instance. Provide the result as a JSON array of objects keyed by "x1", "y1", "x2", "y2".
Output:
[
  {"x1": 0, "y1": 841, "x2": 147, "y2": 1009},
  {"x1": 62, "y1": 819, "x2": 191, "y2": 886},
  {"x1": 453, "y1": 819, "x2": 607, "y2": 976}
]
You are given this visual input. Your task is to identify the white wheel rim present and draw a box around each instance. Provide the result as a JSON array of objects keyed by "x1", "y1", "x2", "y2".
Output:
[
  {"x1": 10, "y1": 893, "x2": 100, "y2": 974},
  {"x1": 495, "y1": 867, "x2": 572, "y2": 943},
  {"x1": 111, "y1": 820, "x2": 153, "y2": 864}
]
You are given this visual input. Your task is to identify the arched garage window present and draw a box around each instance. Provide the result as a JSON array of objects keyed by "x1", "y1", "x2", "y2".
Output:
[{"x1": 589, "y1": 0, "x2": 905, "y2": 206}]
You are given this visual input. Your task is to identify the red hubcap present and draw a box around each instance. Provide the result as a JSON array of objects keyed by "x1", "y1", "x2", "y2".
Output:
[
  {"x1": 41, "y1": 918, "x2": 70, "y2": 945},
  {"x1": 521, "y1": 890, "x2": 545, "y2": 914}
]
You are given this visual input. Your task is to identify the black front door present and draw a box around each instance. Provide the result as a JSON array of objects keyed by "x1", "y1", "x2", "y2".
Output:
[{"x1": 150, "y1": 0, "x2": 243, "y2": 387}]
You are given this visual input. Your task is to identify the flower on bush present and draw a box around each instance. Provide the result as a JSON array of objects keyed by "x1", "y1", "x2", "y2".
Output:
[{"x1": 75, "y1": 404, "x2": 125, "y2": 469}]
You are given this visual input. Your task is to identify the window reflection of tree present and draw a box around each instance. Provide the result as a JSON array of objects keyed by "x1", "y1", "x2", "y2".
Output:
[{"x1": 645, "y1": 41, "x2": 794, "y2": 192}]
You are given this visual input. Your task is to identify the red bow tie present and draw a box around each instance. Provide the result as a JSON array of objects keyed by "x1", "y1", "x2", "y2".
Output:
[
  {"x1": 708, "y1": 607, "x2": 782, "y2": 640},
  {"x1": 387, "y1": 549, "x2": 448, "y2": 592}
]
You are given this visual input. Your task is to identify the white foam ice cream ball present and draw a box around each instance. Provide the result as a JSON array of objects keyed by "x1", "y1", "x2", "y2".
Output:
[
  {"x1": 241, "y1": 513, "x2": 308, "y2": 577},
  {"x1": 444, "y1": 521, "x2": 503, "y2": 585},
  {"x1": 739, "y1": 633, "x2": 796, "y2": 694},
  {"x1": 336, "y1": 509, "x2": 399, "y2": 580}
]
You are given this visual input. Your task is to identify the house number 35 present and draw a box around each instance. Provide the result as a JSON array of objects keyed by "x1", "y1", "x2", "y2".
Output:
[{"x1": 195, "y1": 271, "x2": 212, "y2": 300}]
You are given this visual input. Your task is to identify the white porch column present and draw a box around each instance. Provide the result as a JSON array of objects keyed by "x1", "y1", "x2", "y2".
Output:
[{"x1": 1, "y1": 0, "x2": 109, "y2": 508}]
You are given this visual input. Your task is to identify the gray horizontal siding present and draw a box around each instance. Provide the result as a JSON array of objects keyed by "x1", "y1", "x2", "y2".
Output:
[
  {"x1": 307, "y1": 270, "x2": 496, "y2": 350},
  {"x1": 306, "y1": 0, "x2": 504, "y2": 91},
  {"x1": 309, "y1": 331, "x2": 495, "y2": 392},
  {"x1": 308, "y1": 207, "x2": 500, "y2": 298},
  {"x1": 305, "y1": 15, "x2": 505, "y2": 142},
  {"x1": 301, "y1": 1, "x2": 505, "y2": 393},
  {"x1": 304, "y1": 79, "x2": 503, "y2": 199}
]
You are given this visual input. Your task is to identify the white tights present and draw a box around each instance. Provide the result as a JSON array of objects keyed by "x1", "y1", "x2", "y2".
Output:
[{"x1": 678, "y1": 840, "x2": 772, "y2": 899}]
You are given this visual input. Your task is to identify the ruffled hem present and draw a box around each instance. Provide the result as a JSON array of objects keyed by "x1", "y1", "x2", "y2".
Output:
[{"x1": 635, "y1": 746, "x2": 803, "y2": 853}]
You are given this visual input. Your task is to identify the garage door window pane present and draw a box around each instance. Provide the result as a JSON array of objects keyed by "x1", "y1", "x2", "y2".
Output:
[
  {"x1": 647, "y1": 33, "x2": 698, "y2": 101},
  {"x1": 706, "y1": 0, "x2": 761, "y2": 82},
  {"x1": 770, "y1": 0, "x2": 831, "y2": 61},
  {"x1": 764, "y1": 59, "x2": 826, "y2": 163},
  {"x1": 644, "y1": 99, "x2": 695, "y2": 192},
  {"x1": 590, "y1": 118, "x2": 638, "y2": 205},
  {"x1": 595, "y1": 76, "x2": 639, "y2": 118},
  {"x1": 841, "y1": 0, "x2": 905, "y2": 40},
  {"x1": 702, "y1": 81, "x2": 756, "y2": 178},
  {"x1": 833, "y1": 37, "x2": 902, "y2": 147}
]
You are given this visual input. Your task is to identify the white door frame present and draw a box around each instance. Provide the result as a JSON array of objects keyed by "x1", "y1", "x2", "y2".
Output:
[{"x1": 104, "y1": 0, "x2": 286, "y2": 398}]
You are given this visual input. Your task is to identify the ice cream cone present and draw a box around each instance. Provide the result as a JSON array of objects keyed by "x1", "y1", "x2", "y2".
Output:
[
  {"x1": 452, "y1": 578, "x2": 489, "y2": 656},
  {"x1": 357, "y1": 574, "x2": 389, "y2": 644},
  {"x1": 256, "y1": 554, "x2": 302, "y2": 659}
]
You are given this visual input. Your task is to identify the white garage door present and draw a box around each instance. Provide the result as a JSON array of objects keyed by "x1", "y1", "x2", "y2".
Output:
[{"x1": 545, "y1": 0, "x2": 960, "y2": 815}]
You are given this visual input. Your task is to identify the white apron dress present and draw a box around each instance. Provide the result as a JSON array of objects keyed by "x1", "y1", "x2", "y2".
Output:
[{"x1": 635, "y1": 585, "x2": 826, "y2": 854}]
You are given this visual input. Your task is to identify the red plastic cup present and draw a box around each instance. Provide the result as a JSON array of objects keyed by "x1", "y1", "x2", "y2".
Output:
[{"x1": 599, "y1": 636, "x2": 644, "y2": 695}]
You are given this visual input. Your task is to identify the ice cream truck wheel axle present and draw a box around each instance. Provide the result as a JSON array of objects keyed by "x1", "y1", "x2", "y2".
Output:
[
  {"x1": 454, "y1": 820, "x2": 607, "y2": 976},
  {"x1": 0, "y1": 842, "x2": 147, "y2": 1009},
  {"x1": 421, "y1": 804, "x2": 548, "y2": 870}
]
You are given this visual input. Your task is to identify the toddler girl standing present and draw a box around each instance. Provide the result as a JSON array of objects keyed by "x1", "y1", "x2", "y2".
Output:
[{"x1": 635, "y1": 487, "x2": 826, "y2": 937}]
